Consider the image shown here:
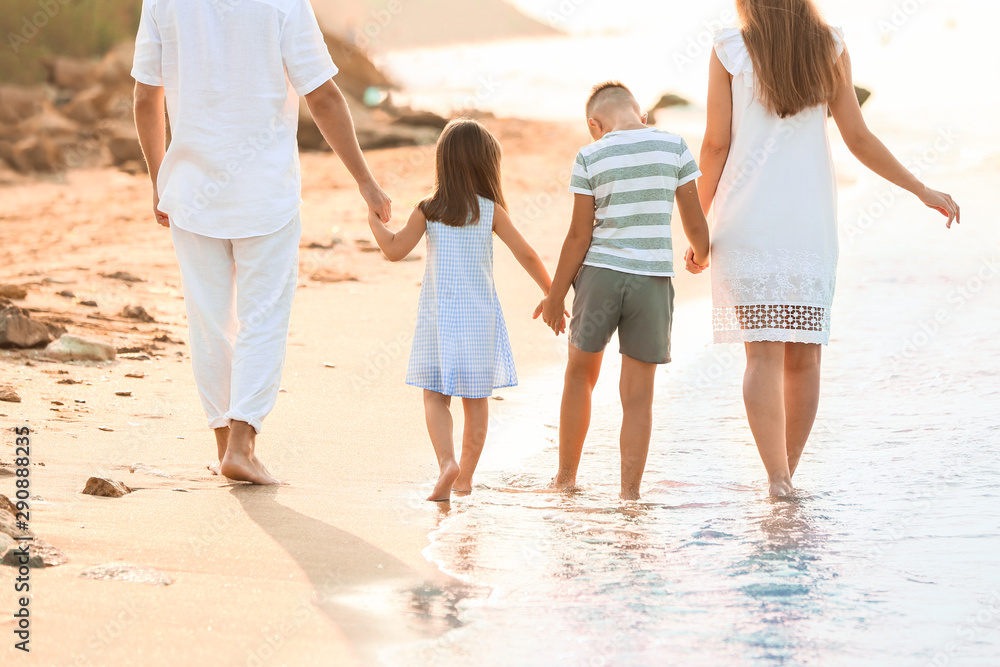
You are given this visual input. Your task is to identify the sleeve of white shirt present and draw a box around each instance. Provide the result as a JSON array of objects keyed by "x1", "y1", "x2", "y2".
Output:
[
  {"x1": 131, "y1": 0, "x2": 163, "y2": 87},
  {"x1": 281, "y1": 0, "x2": 340, "y2": 96}
]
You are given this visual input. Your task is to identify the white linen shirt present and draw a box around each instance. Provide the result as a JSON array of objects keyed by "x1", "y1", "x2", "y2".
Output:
[{"x1": 132, "y1": 0, "x2": 337, "y2": 239}]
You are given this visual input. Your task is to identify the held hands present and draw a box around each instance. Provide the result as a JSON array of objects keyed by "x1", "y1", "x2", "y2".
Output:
[
  {"x1": 684, "y1": 247, "x2": 709, "y2": 275},
  {"x1": 533, "y1": 295, "x2": 568, "y2": 335},
  {"x1": 361, "y1": 180, "x2": 392, "y2": 223},
  {"x1": 918, "y1": 186, "x2": 961, "y2": 228}
]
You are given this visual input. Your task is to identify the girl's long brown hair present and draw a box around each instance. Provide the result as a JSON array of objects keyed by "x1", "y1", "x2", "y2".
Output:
[
  {"x1": 419, "y1": 119, "x2": 507, "y2": 227},
  {"x1": 736, "y1": 0, "x2": 845, "y2": 118}
]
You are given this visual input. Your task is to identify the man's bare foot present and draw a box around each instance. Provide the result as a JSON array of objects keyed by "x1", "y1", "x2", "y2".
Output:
[
  {"x1": 220, "y1": 451, "x2": 282, "y2": 486},
  {"x1": 428, "y1": 461, "x2": 461, "y2": 502}
]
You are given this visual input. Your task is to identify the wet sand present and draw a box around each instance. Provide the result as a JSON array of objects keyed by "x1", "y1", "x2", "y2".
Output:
[{"x1": 0, "y1": 117, "x2": 709, "y2": 665}]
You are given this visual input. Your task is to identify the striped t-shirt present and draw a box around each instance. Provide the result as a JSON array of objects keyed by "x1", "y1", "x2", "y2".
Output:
[{"x1": 570, "y1": 128, "x2": 701, "y2": 277}]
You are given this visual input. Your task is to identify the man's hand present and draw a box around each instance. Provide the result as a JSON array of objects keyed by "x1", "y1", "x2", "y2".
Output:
[
  {"x1": 684, "y1": 247, "x2": 708, "y2": 275},
  {"x1": 533, "y1": 295, "x2": 568, "y2": 335},
  {"x1": 153, "y1": 193, "x2": 169, "y2": 228},
  {"x1": 361, "y1": 180, "x2": 392, "y2": 223}
]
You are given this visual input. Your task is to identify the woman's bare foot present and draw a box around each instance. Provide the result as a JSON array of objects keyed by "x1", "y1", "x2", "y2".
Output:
[
  {"x1": 428, "y1": 461, "x2": 461, "y2": 502},
  {"x1": 220, "y1": 450, "x2": 282, "y2": 485},
  {"x1": 209, "y1": 461, "x2": 222, "y2": 476},
  {"x1": 768, "y1": 477, "x2": 795, "y2": 498}
]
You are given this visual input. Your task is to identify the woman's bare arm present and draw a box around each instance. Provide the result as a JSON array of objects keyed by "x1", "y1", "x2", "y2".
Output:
[
  {"x1": 829, "y1": 49, "x2": 960, "y2": 227},
  {"x1": 698, "y1": 50, "x2": 734, "y2": 216}
]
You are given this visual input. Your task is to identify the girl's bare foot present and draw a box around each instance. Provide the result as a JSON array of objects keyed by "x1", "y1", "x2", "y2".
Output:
[
  {"x1": 428, "y1": 461, "x2": 461, "y2": 502},
  {"x1": 209, "y1": 461, "x2": 222, "y2": 476},
  {"x1": 220, "y1": 450, "x2": 282, "y2": 486},
  {"x1": 549, "y1": 471, "x2": 578, "y2": 492},
  {"x1": 620, "y1": 488, "x2": 641, "y2": 501}
]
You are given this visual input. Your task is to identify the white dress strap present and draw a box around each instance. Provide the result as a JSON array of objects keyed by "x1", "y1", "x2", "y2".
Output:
[{"x1": 713, "y1": 29, "x2": 754, "y2": 87}]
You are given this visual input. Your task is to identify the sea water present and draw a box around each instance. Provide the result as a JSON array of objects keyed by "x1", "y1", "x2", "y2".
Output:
[
  {"x1": 374, "y1": 1, "x2": 1000, "y2": 663},
  {"x1": 378, "y1": 173, "x2": 1000, "y2": 665}
]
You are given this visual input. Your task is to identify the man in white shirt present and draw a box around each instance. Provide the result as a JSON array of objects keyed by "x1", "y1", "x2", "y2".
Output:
[{"x1": 132, "y1": 0, "x2": 391, "y2": 485}]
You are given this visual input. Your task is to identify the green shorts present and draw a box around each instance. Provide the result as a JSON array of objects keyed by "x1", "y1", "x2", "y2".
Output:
[{"x1": 568, "y1": 265, "x2": 674, "y2": 364}]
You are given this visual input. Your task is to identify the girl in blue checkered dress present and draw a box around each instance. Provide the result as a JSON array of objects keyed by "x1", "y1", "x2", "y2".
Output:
[{"x1": 367, "y1": 119, "x2": 557, "y2": 501}]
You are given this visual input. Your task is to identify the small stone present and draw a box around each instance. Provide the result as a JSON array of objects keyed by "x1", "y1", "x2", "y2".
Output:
[
  {"x1": 98, "y1": 427, "x2": 114, "y2": 432},
  {"x1": 120, "y1": 305, "x2": 155, "y2": 323},
  {"x1": 0, "y1": 304, "x2": 53, "y2": 349},
  {"x1": 81, "y1": 477, "x2": 131, "y2": 497},
  {"x1": 57, "y1": 290, "x2": 76, "y2": 299},
  {"x1": 100, "y1": 271, "x2": 144, "y2": 283},
  {"x1": 0, "y1": 508, "x2": 30, "y2": 539},
  {"x1": 79, "y1": 562, "x2": 172, "y2": 586},
  {"x1": 1, "y1": 538, "x2": 67, "y2": 568},
  {"x1": 0, "y1": 386, "x2": 21, "y2": 403},
  {"x1": 43, "y1": 335, "x2": 116, "y2": 362},
  {"x1": 79, "y1": 300, "x2": 98, "y2": 308},
  {"x1": 115, "y1": 391, "x2": 132, "y2": 397},
  {"x1": 0, "y1": 495, "x2": 18, "y2": 517},
  {"x1": 0, "y1": 284, "x2": 27, "y2": 300},
  {"x1": 324, "y1": 363, "x2": 337, "y2": 369},
  {"x1": 57, "y1": 378, "x2": 81, "y2": 385},
  {"x1": 124, "y1": 372, "x2": 146, "y2": 379}
]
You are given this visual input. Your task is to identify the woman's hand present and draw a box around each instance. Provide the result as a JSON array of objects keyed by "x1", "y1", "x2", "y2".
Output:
[
  {"x1": 685, "y1": 247, "x2": 709, "y2": 274},
  {"x1": 918, "y1": 186, "x2": 961, "y2": 229}
]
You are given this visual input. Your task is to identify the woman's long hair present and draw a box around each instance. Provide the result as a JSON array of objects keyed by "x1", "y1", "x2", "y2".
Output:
[
  {"x1": 419, "y1": 119, "x2": 507, "y2": 227},
  {"x1": 736, "y1": 0, "x2": 845, "y2": 118}
]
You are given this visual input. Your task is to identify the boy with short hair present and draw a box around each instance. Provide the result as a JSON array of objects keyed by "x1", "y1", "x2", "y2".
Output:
[{"x1": 536, "y1": 81, "x2": 710, "y2": 500}]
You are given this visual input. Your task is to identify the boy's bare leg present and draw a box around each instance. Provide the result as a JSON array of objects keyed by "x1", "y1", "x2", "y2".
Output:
[
  {"x1": 209, "y1": 426, "x2": 230, "y2": 475},
  {"x1": 219, "y1": 420, "x2": 281, "y2": 485},
  {"x1": 454, "y1": 397, "x2": 489, "y2": 494},
  {"x1": 552, "y1": 344, "x2": 603, "y2": 490},
  {"x1": 743, "y1": 342, "x2": 794, "y2": 497},
  {"x1": 424, "y1": 390, "x2": 461, "y2": 502},
  {"x1": 619, "y1": 355, "x2": 656, "y2": 501},
  {"x1": 783, "y1": 343, "x2": 822, "y2": 477}
]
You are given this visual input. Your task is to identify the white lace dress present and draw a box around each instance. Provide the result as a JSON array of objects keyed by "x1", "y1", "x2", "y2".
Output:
[{"x1": 711, "y1": 28, "x2": 845, "y2": 345}]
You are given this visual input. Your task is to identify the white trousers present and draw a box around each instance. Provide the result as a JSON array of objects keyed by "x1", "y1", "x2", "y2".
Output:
[{"x1": 170, "y1": 216, "x2": 300, "y2": 433}]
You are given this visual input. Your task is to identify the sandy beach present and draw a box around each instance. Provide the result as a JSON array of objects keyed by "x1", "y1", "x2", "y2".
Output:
[{"x1": 0, "y1": 116, "x2": 709, "y2": 665}]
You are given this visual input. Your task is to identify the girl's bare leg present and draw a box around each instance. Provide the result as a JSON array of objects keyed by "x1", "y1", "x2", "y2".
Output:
[
  {"x1": 552, "y1": 344, "x2": 604, "y2": 490},
  {"x1": 619, "y1": 355, "x2": 657, "y2": 501},
  {"x1": 783, "y1": 343, "x2": 822, "y2": 477},
  {"x1": 424, "y1": 390, "x2": 460, "y2": 502},
  {"x1": 454, "y1": 397, "x2": 489, "y2": 494},
  {"x1": 743, "y1": 342, "x2": 794, "y2": 497}
]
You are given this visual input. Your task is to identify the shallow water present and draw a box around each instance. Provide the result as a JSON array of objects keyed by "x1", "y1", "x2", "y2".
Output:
[{"x1": 379, "y1": 168, "x2": 1000, "y2": 664}]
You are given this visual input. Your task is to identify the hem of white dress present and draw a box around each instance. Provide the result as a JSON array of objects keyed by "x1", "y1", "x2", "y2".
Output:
[
  {"x1": 405, "y1": 380, "x2": 518, "y2": 399},
  {"x1": 713, "y1": 330, "x2": 830, "y2": 345}
]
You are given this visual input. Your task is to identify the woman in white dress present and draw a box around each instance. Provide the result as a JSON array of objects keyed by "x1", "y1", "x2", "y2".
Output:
[{"x1": 691, "y1": 0, "x2": 960, "y2": 497}]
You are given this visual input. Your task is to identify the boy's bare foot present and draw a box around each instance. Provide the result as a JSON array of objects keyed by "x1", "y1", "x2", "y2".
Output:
[
  {"x1": 428, "y1": 461, "x2": 461, "y2": 502},
  {"x1": 220, "y1": 450, "x2": 282, "y2": 485},
  {"x1": 620, "y1": 488, "x2": 641, "y2": 501}
]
